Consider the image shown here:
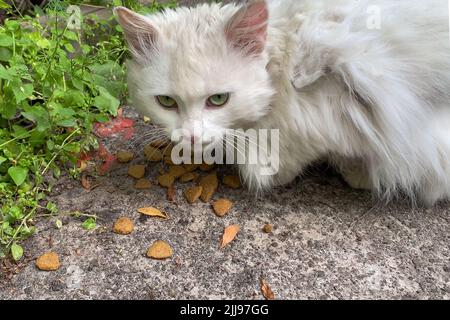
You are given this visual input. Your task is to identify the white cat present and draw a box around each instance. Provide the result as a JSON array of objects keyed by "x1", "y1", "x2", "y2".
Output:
[{"x1": 115, "y1": 0, "x2": 450, "y2": 206}]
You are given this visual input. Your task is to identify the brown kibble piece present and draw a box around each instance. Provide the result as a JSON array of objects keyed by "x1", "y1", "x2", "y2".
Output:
[
  {"x1": 262, "y1": 224, "x2": 273, "y2": 234},
  {"x1": 184, "y1": 164, "x2": 199, "y2": 172},
  {"x1": 138, "y1": 207, "x2": 167, "y2": 219},
  {"x1": 167, "y1": 185, "x2": 176, "y2": 202},
  {"x1": 164, "y1": 156, "x2": 175, "y2": 165},
  {"x1": 213, "y1": 199, "x2": 233, "y2": 217},
  {"x1": 128, "y1": 165, "x2": 146, "y2": 179},
  {"x1": 179, "y1": 172, "x2": 199, "y2": 183},
  {"x1": 150, "y1": 139, "x2": 169, "y2": 148},
  {"x1": 261, "y1": 279, "x2": 275, "y2": 300},
  {"x1": 158, "y1": 173, "x2": 175, "y2": 188},
  {"x1": 36, "y1": 252, "x2": 61, "y2": 271},
  {"x1": 220, "y1": 224, "x2": 240, "y2": 249},
  {"x1": 199, "y1": 173, "x2": 218, "y2": 202},
  {"x1": 162, "y1": 145, "x2": 173, "y2": 157},
  {"x1": 144, "y1": 145, "x2": 163, "y2": 162},
  {"x1": 168, "y1": 165, "x2": 186, "y2": 178},
  {"x1": 134, "y1": 179, "x2": 152, "y2": 190},
  {"x1": 116, "y1": 150, "x2": 134, "y2": 163},
  {"x1": 184, "y1": 186, "x2": 203, "y2": 204},
  {"x1": 223, "y1": 175, "x2": 242, "y2": 189},
  {"x1": 113, "y1": 217, "x2": 134, "y2": 235},
  {"x1": 146, "y1": 240, "x2": 173, "y2": 260},
  {"x1": 199, "y1": 163, "x2": 215, "y2": 172}
]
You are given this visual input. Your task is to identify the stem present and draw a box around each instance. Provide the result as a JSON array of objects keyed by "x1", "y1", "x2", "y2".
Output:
[
  {"x1": 0, "y1": 129, "x2": 36, "y2": 149},
  {"x1": 41, "y1": 128, "x2": 80, "y2": 175}
]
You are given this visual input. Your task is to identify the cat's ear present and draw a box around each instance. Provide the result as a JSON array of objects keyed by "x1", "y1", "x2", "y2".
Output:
[
  {"x1": 114, "y1": 6, "x2": 158, "y2": 62},
  {"x1": 225, "y1": 0, "x2": 268, "y2": 56}
]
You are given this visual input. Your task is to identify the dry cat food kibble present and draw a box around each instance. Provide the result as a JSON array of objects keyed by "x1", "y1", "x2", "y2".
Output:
[
  {"x1": 168, "y1": 165, "x2": 187, "y2": 178},
  {"x1": 223, "y1": 175, "x2": 242, "y2": 189},
  {"x1": 184, "y1": 164, "x2": 199, "y2": 172},
  {"x1": 220, "y1": 224, "x2": 240, "y2": 249},
  {"x1": 113, "y1": 217, "x2": 134, "y2": 235},
  {"x1": 116, "y1": 150, "x2": 134, "y2": 163},
  {"x1": 158, "y1": 173, "x2": 175, "y2": 188},
  {"x1": 144, "y1": 145, "x2": 163, "y2": 162},
  {"x1": 146, "y1": 240, "x2": 173, "y2": 260},
  {"x1": 36, "y1": 252, "x2": 61, "y2": 271},
  {"x1": 262, "y1": 224, "x2": 273, "y2": 234},
  {"x1": 138, "y1": 207, "x2": 167, "y2": 219},
  {"x1": 179, "y1": 172, "x2": 199, "y2": 183},
  {"x1": 184, "y1": 186, "x2": 203, "y2": 204},
  {"x1": 134, "y1": 179, "x2": 152, "y2": 190},
  {"x1": 199, "y1": 172, "x2": 219, "y2": 202},
  {"x1": 212, "y1": 199, "x2": 233, "y2": 217},
  {"x1": 167, "y1": 185, "x2": 176, "y2": 202},
  {"x1": 199, "y1": 163, "x2": 215, "y2": 172},
  {"x1": 128, "y1": 165, "x2": 146, "y2": 179},
  {"x1": 150, "y1": 139, "x2": 169, "y2": 148}
]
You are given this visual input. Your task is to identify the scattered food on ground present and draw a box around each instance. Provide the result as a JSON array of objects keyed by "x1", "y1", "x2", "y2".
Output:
[
  {"x1": 116, "y1": 150, "x2": 134, "y2": 163},
  {"x1": 184, "y1": 186, "x2": 203, "y2": 204},
  {"x1": 179, "y1": 172, "x2": 199, "y2": 183},
  {"x1": 146, "y1": 240, "x2": 173, "y2": 260},
  {"x1": 167, "y1": 185, "x2": 176, "y2": 202},
  {"x1": 138, "y1": 207, "x2": 167, "y2": 219},
  {"x1": 261, "y1": 279, "x2": 275, "y2": 300},
  {"x1": 168, "y1": 165, "x2": 187, "y2": 178},
  {"x1": 144, "y1": 145, "x2": 163, "y2": 162},
  {"x1": 113, "y1": 217, "x2": 134, "y2": 235},
  {"x1": 220, "y1": 224, "x2": 240, "y2": 249},
  {"x1": 128, "y1": 165, "x2": 146, "y2": 179},
  {"x1": 213, "y1": 199, "x2": 233, "y2": 217},
  {"x1": 223, "y1": 175, "x2": 242, "y2": 189},
  {"x1": 263, "y1": 224, "x2": 273, "y2": 234},
  {"x1": 36, "y1": 252, "x2": 61, "y2": 271},
  {"x1": 199, "y1": 172, "x2": 219, "y2": 202},
  {"x1": 134, "y1": 179, "x2": 152, "y2": 190},
  {"x1": 158, "y1": 173, "x2": 175, "y2": 188}
]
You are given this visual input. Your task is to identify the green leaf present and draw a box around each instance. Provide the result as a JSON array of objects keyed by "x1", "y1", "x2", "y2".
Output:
[
  {"x1": 0, "y1": 47, "x2": 13, "y2": 61},
  {"x1": 13, "y1": 83, "x2": 34, "y2": 103},
  {"x1": 0, "y1": 156, "x2": 6, "y2": 164},
  {"x1": 0, "y1": 34, "x2": 13, "y2": 47},
  {"x1": 0, "y1": 0, "x2": 10, "y2": 9},
  {"x1": 8, "y1": 166, "x2": 28, "y2": 186},
  {"x1": 11, "y1": 243, "x2": 24, "y2": 261},
  {"x1": 93, "y1": 87, "x2": 120, "y2": 116},
  {"x1": 82, "y1": 218, "x2": 96, "y2": 231},
  {"x1": 0, "y1": 64, "x2": 13, "y2": 81}
]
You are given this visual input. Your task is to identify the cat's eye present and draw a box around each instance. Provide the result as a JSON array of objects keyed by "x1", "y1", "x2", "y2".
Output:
[
  {"x1": 206, "y1": 93, "x2": 230, "y2": 108},
  {"x1": 156, "y1": 95, "x2": 178, "y2": 109}
]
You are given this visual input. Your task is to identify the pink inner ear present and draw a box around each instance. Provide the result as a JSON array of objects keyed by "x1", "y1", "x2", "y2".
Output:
[{"x1": 226, "y1": 1, "x2": 269, "y2": 55}]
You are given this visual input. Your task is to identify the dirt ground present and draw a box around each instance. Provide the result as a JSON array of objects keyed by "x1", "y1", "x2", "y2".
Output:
[
  {"x1": 1, "y1": 105, "x2": 449, "y2": 300},
  {"x1": 1, "y1": 0, "x2": 450, "y2": 301}
]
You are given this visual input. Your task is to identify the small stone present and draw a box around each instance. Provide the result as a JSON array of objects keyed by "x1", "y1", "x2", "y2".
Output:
[
  {"x1": 213, "y1": 199, "x2": 233, "y2": 217},
  {"x1": 262, "y1": 224, "x2": 273, "y2": 234},
  {"x1": 144, "y1": 145, "x2": 163, "y2": 162},
  {"x1": 223, "y1": 175, "x2": 242, "y2": 189},
  {"x1": 146, "y1": 240, "x2": 173, "y2": 260},
  {"x1": 128, "y1": 165, "x2": 146, "y2": 179},
  {"x1": 158, "y1": 173, "x2": 175, "y2": 188},
  {"x1": 179, "y1": 172, "x2": 199, "y2": 183},
  {"x1": 134, "y1": 179, "x2": 152, "y2": 190},
  {"x1": 168, "y1": 165, "x2": 186, "y2": 178},
  {"x1": 184, "y1": 186, "x2": 203, "y2": 204},
  {"x1": 36, "y1": 252, "x2": 60, "y2": 271},
  {"x1": 199, "y1": 172, "x2": 218, "y2": 202},
  {"x1": 116, "y1": 150, "x2": 134, "y2": 163},
  {"x1": 113, "y1": 217, "x2": 134, "y2": 235}
]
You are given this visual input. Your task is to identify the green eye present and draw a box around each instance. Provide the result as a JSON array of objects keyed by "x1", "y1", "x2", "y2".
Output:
[
  {"x1": 207, "y1": 93, "x2": 230, "y2": 107},
  {"x1": 156, "y1": 96, "x2": 177, "y2": 108}
]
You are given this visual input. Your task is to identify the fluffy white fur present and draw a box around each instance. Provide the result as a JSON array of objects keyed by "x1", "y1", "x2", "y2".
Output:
[{"x1": 115, "y1": 0, "x2": 450, "y2": 206}]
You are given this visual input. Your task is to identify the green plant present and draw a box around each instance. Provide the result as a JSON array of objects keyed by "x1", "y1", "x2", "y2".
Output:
[{"x1": 0, "y1": 0, "x2": 175, "y2": 260}]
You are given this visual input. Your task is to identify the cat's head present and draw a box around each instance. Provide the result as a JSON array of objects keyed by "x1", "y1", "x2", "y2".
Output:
[{"x1": 115, "y1": 0, "x2": 274, "y2": 147}]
